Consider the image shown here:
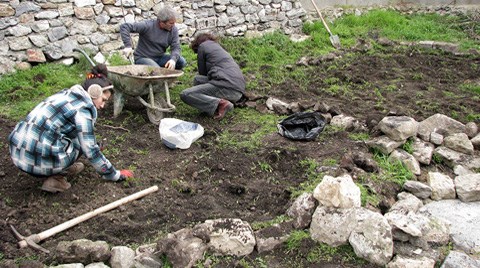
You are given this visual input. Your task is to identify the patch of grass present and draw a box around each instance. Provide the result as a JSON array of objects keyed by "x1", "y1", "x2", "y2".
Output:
[
  {"x1": 289, "y1": 158, "x2": 323, "y2": 198},
  {"x1": 321, "y1": 158, "x2": 337, "y2": 166},
  {"x1": 401, "y1": 137, "x2": 414, "y2": 154},
  {"x1": 257, "y1": 161, "x2": 273, "y2": 173},
  {"x1": 372, "y1": 151, "x2": 414, "y2": 186},
  {"x1": 348, "y1": 132, "x2": 370, "y2": 141},
  {"x1": 306, "y1": 243, "x2": 368, "y2": 265},
  {"x1": 0, "y1": 64, "x2": 84, "y2": 120},
  {"x1": 432, "y1": 153, "x2": 444, "y2": 165},
  {"x1": 286, "y1": 230, "x2": 368, "y2": 265},
  {"x1": 251, "y1": 215, "x2": 290, "y2": 231},
  {"x1": 357, "y1": 182, "x2": 380, "y2": 207},
  {"x1": 216, "y1": 109, "x2": 280, "y2": 151},
  {"x1": 466, "y1": 113, "x2": 480, "y2": 122},
  {"x1": 460, "y1": 83, "x2": 480, "y2": 95},
  {"x1": 14, "y1": 255, "x2": 39, "y2": 264},
  {"x1": 107, "y1": 52, "x2": 131, "y2": 66},
  {"x1": 334, "y1": 10, "x2": 479, "y2": 50},
  {"x1": 285, "y1": 230, "x2": 310, "y2": 252}
]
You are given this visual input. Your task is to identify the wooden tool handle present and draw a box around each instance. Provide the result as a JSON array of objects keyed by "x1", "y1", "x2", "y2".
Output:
[
  {"x1": 19, "y1": 185, "x2": 159, "y2": 248},
  {"x1": 310, "y1": 0, "x2": 333, "y2": 35}
]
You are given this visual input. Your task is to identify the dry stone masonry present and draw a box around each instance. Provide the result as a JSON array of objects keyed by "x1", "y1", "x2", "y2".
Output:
[{"x1": 0, "y1": 0, "x2": 308, "y2": 74}]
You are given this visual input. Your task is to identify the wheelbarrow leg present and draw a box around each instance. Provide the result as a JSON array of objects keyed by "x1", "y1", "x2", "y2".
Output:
[
  {"x1": 113, "y1": 91, "x2": 125, "y2": 118},
  {"x1": 164, "y1": 81, "x2": 172, "y2": 106}
]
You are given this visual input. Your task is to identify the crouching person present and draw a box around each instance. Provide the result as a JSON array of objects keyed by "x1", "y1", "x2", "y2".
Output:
[
  {"x1": 8, "y1": 64, "x2": 134, "y2": 193},
  {"x1": 180, "y1": 32, "x2": 246, "y2": 120}
]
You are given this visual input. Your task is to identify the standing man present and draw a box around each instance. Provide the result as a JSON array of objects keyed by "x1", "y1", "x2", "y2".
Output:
[{"x1": 120, "y1": 7, "x2": 186, "y2": 70}]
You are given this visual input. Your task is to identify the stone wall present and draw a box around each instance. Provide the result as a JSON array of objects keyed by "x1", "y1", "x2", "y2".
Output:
[
  {"x1": 0, "y1": 0, "x2": 308, "y2": 74},
  {"x1": 0, "y1": 0, "x2": 478, "y2": 75}
]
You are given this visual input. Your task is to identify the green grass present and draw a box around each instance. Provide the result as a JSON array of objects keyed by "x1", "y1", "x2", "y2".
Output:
[
  {"x1": 285, "y1": 231, "x2": 368, "y2": 265},
  {"x1": 251, "y1": 215, "x2": 291, "y2": 231},
  {"x1": 1, "y1": 9, "x2": 478, "y2": 122},
  {"x1": 215, "y1": 109, "x2": 281, "y2": 151},
  {"x1": 327, "y1": 10, "x2": 479, "y2": 50},
  {"x1": 289, "y1": 158, "x2": 324, "y2": 198},
  {"x1": 372, "y1": 150, "x2": 414, "y2": 186},
  {"x1": 0, "y1": 64, "x2": 84, "y2": 120}
]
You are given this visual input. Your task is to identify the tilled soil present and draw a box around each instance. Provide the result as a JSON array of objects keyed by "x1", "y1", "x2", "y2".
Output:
[{"x1": 1, "y1": 46, "x2": 479, "y2": 267}]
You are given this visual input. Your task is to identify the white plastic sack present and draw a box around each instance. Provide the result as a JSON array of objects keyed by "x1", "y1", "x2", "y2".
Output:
[{"x1": 159, "y1": 118, "x2": 204, "y2": 149}]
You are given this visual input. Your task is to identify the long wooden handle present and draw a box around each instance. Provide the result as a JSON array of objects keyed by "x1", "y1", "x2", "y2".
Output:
[
  {"x1": 310, "y1": 0, "x2": 333, "y2": 35},
  {"x1": 19, "y1": 185, "x2": 158, "y2": 248}
]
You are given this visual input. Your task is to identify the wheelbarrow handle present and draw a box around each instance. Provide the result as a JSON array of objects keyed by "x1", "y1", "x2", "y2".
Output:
[{"x1": 73, "y1": 48, "x2": 96, "y2": 67}]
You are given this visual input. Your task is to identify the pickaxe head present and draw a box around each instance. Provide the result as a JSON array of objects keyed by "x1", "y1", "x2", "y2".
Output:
[{"x1": 9, "y1": 224, "x2": 50, "y2": 253}]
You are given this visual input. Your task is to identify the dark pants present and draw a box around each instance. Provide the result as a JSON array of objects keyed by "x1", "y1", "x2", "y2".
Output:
[
  {"x1": 180, "y1": 75, "x2": 243, "y2": 116},
  {"x1": 135, "y1": 54, "x2": 187, "y2": 70}
]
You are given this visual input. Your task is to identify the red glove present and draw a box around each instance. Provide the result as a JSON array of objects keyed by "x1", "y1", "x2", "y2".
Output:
[{"x1": 119, "y1": 170, "x2": 134, "y2": 181}]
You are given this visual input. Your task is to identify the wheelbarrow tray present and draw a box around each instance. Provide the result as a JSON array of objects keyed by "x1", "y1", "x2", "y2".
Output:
[{"x1": 107, "y1": 65, "x2": 183, "y2": 96}]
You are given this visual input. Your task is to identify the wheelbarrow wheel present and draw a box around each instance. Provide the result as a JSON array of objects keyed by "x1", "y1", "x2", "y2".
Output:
[{"x1": 147, "y1": 96, "x2": 168, "y2": 125}]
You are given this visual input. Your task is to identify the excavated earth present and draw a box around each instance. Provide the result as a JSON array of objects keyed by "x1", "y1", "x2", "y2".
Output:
[{"x1": 1, "y1": 45, "x2": 479, "y2": 267}]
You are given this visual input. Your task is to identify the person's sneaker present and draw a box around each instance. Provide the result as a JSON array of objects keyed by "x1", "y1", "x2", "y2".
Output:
[
  {"x1": 41, "y1": 176, "x2": 71, "y2": 193},
  {"x1": 63, "y1": 162, "x2": 84, "y2": 176},
  {"x1": 214, "y1": 99, "x2": 234, "y2": 120}
]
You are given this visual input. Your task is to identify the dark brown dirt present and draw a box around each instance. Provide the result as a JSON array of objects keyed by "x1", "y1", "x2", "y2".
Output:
[{"x1": 1, "y1": 46, "x2": 479, "y2": 267}]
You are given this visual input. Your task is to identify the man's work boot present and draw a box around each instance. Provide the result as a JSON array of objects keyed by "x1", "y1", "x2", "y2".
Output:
[
  {"x1": 214, "y1": 99, "x2": 234, "y2": 120},
  {"x1": 41, "y1": 176, "x2": 71, "y2": 193},
  {"x1": 63, "y1": 162, "x2": 85, "y2": 176}
]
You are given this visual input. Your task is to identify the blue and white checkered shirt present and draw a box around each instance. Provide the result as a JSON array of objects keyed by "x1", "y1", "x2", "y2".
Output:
[{"x1": 8, "y1": 85, "x2": 121, "y2": 181}]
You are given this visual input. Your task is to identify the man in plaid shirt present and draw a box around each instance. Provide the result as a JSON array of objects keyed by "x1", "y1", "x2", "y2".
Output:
[{"x1": 8, "y1": 64, "x2": 134, "y2": 193}]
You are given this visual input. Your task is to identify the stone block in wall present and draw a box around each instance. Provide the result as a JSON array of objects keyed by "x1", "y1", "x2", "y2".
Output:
[
  {"x1": 0, "y1": 17, "x2": 18, "y2": 30},
  {"x1": 75, "y1": 0, "x2": 96, "y2": 8},
  {"x1": 105, "y1": 6, "x2": 124, "y2": 17},
  {"x1": 217, "y1": 13, "x2": 229, "y2": 26},
  {"x1": 240, "y1": 5, "x2": 257, "y2": 14},
  {"x1": 90, "y1": 32, "x2": 110, "y2": 45},
  {"x1": 58, "y1": 3, "x2": 75, "y2": 17},
  {"x1": 8, "y1": 25, "x2": 32, "y2": 37},
  {"x1": 195, "y1": 17, "x2": 217, "y2": 30},
  {"x1": 136, "y1": 0, "x2": 155, "y2": 11},
  {"x1": 29, "y1": 35, "x2": 50, "y2": 47},
  {"x1": 214, "y1": 0, "x2": 230, "y2": 5},
  {"x1": 0, "y1": 3, "x2": 15, "y2": 17},
  {"x1": 74, "y1": 7, "x2": 95, "y2": 19},
  {"x1": 58, "y1": 37, "x2": 80, "y2": 55},
  {"x1": 99, "y1": 40, "x2": 123, "y2": 54},
  {"x1": 231, "y1": 15, "x2": 246, "y2": 26},
  {"x1": 286, "y1": 8, "x2": 306, "y2": 18},
  {"x1": 70, "y1": 20, "x2": 98, "y2": 35},
  {"x1": 225, "y1": 25, "x2": 247, "y2": 36},
  {"x1": 31, "y1": 20, "x2": 50, "y2": 33},
  {"x1": 48, "y1": 26, "x2": 68, "y2": 42},
  {"x1": 226, "y1": 5, "x2": 240, "y2": 16},
  {"x1": 44, "y1": 44, "x2": 63, "y2": 60},
  {"x1": 96, "y1": 13, "x2": 111, "y2": 25},
  {"x1": 7, "y1": 36, "x2": 32, "y2": 51},
  {"x1": 15, "y1": 2, "x2": 41, "y2": 17},
  {"x1": 245, "y1": 13, "x2": 260, "y2": 23},
  {"x1": 27, "y1": 48, "x2": 46, "y2": 63},
  {"x1": 19, "y1": 13, "x2": 35, "y2": 24},
  {"x1": 102, "y1": 0, "x2": 116, "y2": 5},
  {"x1": 196, "y1": 1, "x2": 214, "y2": 8},
  {"x1": 35, "y1": 10, "x2": 60, "y2": 20}
]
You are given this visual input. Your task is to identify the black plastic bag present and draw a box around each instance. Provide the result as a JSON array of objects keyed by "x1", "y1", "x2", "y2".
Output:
[{"x1": 277, "y1": 112, "x2": 326, "y2": 141}]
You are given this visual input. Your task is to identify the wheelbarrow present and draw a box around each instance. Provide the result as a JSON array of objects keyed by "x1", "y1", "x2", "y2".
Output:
[{"x1": 74, "y1": 48, "x2": 183, "y2": 125}]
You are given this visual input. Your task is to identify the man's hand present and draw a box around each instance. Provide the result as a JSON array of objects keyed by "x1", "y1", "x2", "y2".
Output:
[
  {"x1": 122, "y1": 47, "x2": 133, "y2": 57},
  {"x1": 119, "y1": 170, "x2": 134, "y2": 181},
  {"x1": 164, "y1": 59, "x2": 176, "y2": 70}
]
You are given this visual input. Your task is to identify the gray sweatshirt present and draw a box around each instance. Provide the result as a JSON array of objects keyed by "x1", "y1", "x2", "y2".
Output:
[
  {"x1": 197, "y1": 40, "x2": 246, "y2": 93},
  {"x1": 120, "y1": 19, "x2": 181, "y2": 62}
]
